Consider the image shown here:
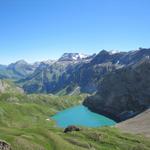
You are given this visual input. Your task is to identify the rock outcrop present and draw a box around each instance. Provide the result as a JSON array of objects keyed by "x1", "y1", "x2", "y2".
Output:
[{"x1": 0, "y1": 140, "x2": 11, "y2": 150}]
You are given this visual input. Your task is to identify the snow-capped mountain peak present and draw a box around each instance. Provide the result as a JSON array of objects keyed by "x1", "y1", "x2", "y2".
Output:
[{"x1": 58, "y1": 53, "x2": 89, "y2": 61}]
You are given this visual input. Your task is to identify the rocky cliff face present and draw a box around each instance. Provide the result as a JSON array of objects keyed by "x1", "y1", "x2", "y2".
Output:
[{"x1": 83, "y1": 59, "x2": 150, "y2": 122}]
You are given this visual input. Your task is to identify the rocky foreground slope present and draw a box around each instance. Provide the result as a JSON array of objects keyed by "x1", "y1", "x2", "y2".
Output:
[
  {"x1": 116, "y1": 109, "x2": 150, "y2": 137},
  {"x1": 0, "y1": 93, "x2": 149, "y2": 150}
]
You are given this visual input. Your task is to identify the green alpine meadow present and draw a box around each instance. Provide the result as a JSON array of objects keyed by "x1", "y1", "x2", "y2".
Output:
[{"x1": 0, "y1": 91, "x2": 150, "y2": 150}]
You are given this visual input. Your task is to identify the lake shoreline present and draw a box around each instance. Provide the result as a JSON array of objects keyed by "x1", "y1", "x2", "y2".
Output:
[{"x1": 51, "y1": 104, "x2": 116, "y2": 128}]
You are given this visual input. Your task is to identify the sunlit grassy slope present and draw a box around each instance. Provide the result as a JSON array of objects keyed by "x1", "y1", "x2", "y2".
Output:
[{"x1": 0, "y1": 93, "x2": 150, "y2": 150}]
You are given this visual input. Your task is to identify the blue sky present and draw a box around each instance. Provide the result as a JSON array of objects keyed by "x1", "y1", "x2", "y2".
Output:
[{"x1": 0, "y1": 0, "x2": 150, "y2": 64}]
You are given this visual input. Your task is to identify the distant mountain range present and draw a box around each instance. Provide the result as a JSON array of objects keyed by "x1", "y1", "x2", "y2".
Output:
[
  {"x1": 0, "y1": 48, "x2": 150, "y2": 96},
  {"x1": 0, "y1": 48, "x2": 150, "y2": 123},
  {"x1": 0, "y1": 60, "x2": 37, "y2": 79}
]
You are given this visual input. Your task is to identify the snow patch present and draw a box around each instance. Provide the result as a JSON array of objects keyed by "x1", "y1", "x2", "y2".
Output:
[
  {"x1": 59, "y1": 53, "x2": 89, "y2": 61},
  {"x1": 109, "y1": 50, "x2": 120, "y2": 55}
]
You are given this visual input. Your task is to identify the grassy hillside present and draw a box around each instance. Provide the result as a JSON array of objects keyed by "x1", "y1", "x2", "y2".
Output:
[{"x1": 0, "y1": 93, "x2": 150, "y2": 150}]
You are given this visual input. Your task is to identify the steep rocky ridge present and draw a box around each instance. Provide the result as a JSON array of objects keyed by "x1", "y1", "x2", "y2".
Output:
[{"x1": 83, "y1": 59, "x2": 150, "y2": 121}]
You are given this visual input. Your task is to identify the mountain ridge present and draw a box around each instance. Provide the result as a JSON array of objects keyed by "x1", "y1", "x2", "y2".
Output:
[
  {"x1": 0, "y1": 49, "x2": 150, "y2": 95},
  {"x1": 83, "y1": 58, "x2": 150, "y2": 122}
]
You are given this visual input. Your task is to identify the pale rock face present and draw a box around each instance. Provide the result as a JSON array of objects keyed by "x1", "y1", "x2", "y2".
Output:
[
  {"x1": 84, "y1": 59, "x2": 150, "y2": 122},
  {"x1": 0, "y1": 80, "x2": 7, "y2": 92},
  {"x1": 0, "y1": 140, "x2": 11, "y2": 150}
]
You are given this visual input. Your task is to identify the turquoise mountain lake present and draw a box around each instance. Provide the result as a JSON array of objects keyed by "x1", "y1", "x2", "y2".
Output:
[{"x1": 52, "y1": 105, "x2": 116, "y2": 128}]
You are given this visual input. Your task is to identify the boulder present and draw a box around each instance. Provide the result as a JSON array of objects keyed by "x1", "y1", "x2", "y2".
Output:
[{"x1": 64, "y1": 125, "x2": 80, "y2": 133}]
